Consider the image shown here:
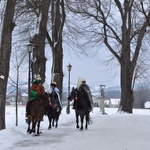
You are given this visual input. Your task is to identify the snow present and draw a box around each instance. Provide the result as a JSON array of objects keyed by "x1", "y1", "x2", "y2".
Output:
[
  {"x1": 145, "y1": 101, "x2": 150, "y2": 108},
  {"x1": 1, "y1": 106, "x2": 150, "y2": 150},
  {"x1": 0, "y1": 75, "x2": 4, "y2": 80}
]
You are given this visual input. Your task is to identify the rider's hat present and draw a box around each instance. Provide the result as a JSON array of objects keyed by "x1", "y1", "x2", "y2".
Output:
[
  {"x1": 51, "y1": 81, "x2": 57, "y2": 86},
  {"x1": 81, "y1": 78, "x2": 86, "y2": 83},
  {"x1": 32, "y1": 74, "x2": 42, "y2": 84}
]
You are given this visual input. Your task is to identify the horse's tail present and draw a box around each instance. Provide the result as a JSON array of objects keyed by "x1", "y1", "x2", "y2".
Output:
[{"x1": 87, "y1": 113, "x2": 92, "y2": 125}]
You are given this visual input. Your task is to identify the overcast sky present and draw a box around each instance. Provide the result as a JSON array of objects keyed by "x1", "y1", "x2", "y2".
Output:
[
  {"x1": 9, "y1": 43, "x2": 120, "y2": 91},
  {"x1": 45, "y1": 47, "x2": 120, "y2": 88}
]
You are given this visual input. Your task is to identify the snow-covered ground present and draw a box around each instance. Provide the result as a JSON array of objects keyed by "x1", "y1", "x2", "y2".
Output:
[{"x1": 1, "y1": 106, "x2": 150, "y2": 150}]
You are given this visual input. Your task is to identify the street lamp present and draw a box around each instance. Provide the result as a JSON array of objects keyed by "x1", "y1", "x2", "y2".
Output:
[
  {"x1": 27, "y1": 42, "x2": 33, "y2": 100},
  {"x1": 66, "y1": 63, "x2": 72, "y2": 114}
]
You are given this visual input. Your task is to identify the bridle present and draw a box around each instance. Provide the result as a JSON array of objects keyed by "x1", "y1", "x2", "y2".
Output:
[
  {"x1": 37, "y1": 94, "x2": 46, "y2": 104},
  {"x1": 68, "y1": 89, "x2": 78, "y2": 101},
  {"x1": 48, "y1": 92, "x2": 60, "y2": 109}
]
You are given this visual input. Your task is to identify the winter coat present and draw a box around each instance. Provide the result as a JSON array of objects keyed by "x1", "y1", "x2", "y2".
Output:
[
  {"x1": 49, "y1": 87, "x2": 63, "y2": 109},
  {"x1": 29, "y1": 84, "x2": 45, "y2": 100},
  {"x1": 78, "y1": 84, "x2": 93, "y2": 110}
]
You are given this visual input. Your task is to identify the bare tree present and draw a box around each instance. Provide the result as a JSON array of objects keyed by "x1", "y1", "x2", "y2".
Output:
[
  {"x1": 9, "y1": 47, "x2": 27, "y2": 126},
  {"x1": 65, "y1": 0, "x2": 150, "y2": 113},
  {"x1": 29, "y1": 0, "x2": 51, "y2": 82},
  {"x1": 13, "y1": 0, "x2": 66, "y2": 96},
  {"x1": 0, "y1": 0, "x2": 16, "y2": 130},
  {"x1": 47, "y1": 0, "x2": 66, "y2": 96},
  {"x1": 28, "y1": 0, "x2": 66, "y2": 96}
]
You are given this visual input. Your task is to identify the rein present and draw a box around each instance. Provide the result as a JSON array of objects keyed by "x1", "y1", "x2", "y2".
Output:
[
  {"x1": 39, "y1": 97, "x2": 45, "y2": 104},
  {"x1": 37, "y1": 94, "x2": 48, "y2": 104},
  {"x1": 70, "y1": 89, "x2": 78, "y2": 101},
  {"x1": 49, "y1": 93, "x2": 59, "y2": 108},
  {"x1": 74, "y1": 90, "x2": 78, "y2": 100}
]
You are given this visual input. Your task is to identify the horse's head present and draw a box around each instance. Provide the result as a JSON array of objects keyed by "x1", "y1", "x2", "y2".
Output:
[
  {"x1": 48, "y1": 91, "x2": 61, "y2": 111},
  {"x1": 49, "y1": 91, "x2": 57, "y2": 103},
  {"x1": 68, "y1": 87, "x2": 78, "y2": 101}
]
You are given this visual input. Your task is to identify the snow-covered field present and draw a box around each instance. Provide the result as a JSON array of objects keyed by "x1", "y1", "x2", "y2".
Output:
[{"x1": 1, "y1": 105, "x2": 150, "y2": 150}]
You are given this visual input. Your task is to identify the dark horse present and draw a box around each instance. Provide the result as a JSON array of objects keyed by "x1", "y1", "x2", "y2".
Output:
[
  {"x1": 45, "y1": 91, "x2": 61, "y2": 129},
  {"x1": 27, "y1": 93, "x2": 49, "y2": 135},
  {"x1": 68, "y1": 87, "x2": 90, "y2": 130}
]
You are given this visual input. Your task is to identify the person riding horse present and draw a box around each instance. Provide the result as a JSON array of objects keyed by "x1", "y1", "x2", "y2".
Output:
[
  {"x1": 49, "y1": 81, "x2": 63, "y2": 111},
  {"x1": 73, "y1": 78, "x2": 93, "y2": 112},
  {"x1": 26, "y1": 75, "x2": 45, "y2": 116},
  {"x1": 45, "y1": 81, "x2": 62, "y2": 129}
]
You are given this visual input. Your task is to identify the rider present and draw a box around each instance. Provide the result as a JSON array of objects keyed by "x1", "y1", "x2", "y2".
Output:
[
  {"x1": 49, "y1": 81, "x2": 63, "y2": 110},
  {"x1": 73, "y1": 78, "x2": 93, "y2": 112},
  {"x1": 26, "y1": 74, "x2": 45, "y2": 116}
]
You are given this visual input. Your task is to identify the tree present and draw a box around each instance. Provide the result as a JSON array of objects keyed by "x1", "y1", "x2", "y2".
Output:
[
  {"x1": 29, "y1": 0, "x2": 51, "y2": 82},
  {"x1": 0, "y1": 0, "x2": 16, "y2": 130},
  {"x1": 9, "y1": 47, "x2": 27, "y2": 126},
  {"x1": 65, "y1": 0, "x2": 150, "y2": 113},
  {"x1": 47, "y1": 0, "x2": 66, "y2": 96},
  {"x1": 24, "y1": 0, "x2": 66, "y2": 96}
]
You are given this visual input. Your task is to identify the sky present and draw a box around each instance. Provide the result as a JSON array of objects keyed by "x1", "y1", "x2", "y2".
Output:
[
  {"x1": 1, "y1": 105, "x2": 150, "y2": 150},
  {"x1": 45, "y1": 48, "x2": 120, "y2": 89},
  {"x1": 9, "y1": 44, "x2": 120, "y2": 92}
]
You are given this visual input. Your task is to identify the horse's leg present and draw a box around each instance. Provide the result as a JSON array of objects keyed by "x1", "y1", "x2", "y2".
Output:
[
  {"x1": 52, "y1": 117, "x2": 55, "y2": 127},
  {"x1": 29, "y1": 121, "x2": 34, "y2": 134},
  {"x1": 37, "y1": 121, "x2": 41, "y2": 135},
  {"x1": 55, "y1": 115, "x2": 59, "y2": 128},
  {"x1": 27, "y1": 119, "x2": 31, "y2": 133},
  {"x1": 76, "y1": 113, "x2": 79, "y2": 129},
  {"x1": 34, "y1": 121, "x2": 37, "y2": 134},
  {"x1": 48, "y1": 114, "x2": 52, "y2": 129},
  {"x1": 80, "y1": 115, "x2": 84, "y2": 130},
  {"x1": 55, "y1": 118, "x2": 58, "y2": 128},
  {"x1": 85, "y1": 114, "x2": 89, "y2": 129},
  {"x1": 32, "y1": 121, "x2": 36, "y2": 134}
]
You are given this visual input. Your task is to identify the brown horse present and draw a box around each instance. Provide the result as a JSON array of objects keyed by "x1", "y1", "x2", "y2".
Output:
[{"x1": 27, "y1": 93, "x2": 49, "y2": 135}]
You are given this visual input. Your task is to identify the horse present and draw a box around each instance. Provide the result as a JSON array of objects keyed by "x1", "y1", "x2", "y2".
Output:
[
  {"x1": 45, "y1": 91, "x2": 61, "y2": 129},
  {"x1": 26, "y1": 93, "x2": 49, "y2": 135},
  {"x1": 68, "y1": 87, "x2": 91, "y2": 130}
]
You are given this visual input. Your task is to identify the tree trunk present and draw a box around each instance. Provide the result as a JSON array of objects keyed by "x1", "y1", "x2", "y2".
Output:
[
  {"x1": 31, "y1": 0, "x2": 51, "y2": 82},
  {"x1": 0, "y1": 0, "x2": 16, "y2": 130},
  {"x1": 15, "y1": 68, "x2": 19, "y2": 126},
  {"x1": 50, "y1": 0, "x2": 66, "y2": 96},
  {"x1": 52, "y1": 42, "x2": 63, "y2": 96},
  {"x1": 119, "y1": 60, "x2": 134, "y2": 113}
]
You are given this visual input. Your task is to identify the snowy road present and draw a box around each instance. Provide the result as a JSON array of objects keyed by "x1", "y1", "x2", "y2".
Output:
[{"x1": 1, "y1": 106, "x2": 150, "y2": 150}]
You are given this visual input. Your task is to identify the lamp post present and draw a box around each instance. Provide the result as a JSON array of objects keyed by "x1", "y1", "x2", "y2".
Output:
[
  {"x1": 66, "y1": 63, "x2": 72, "y2": 114},
  {"x1": 27, "y1": 42, "x2": 33, "y2": 100}
]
